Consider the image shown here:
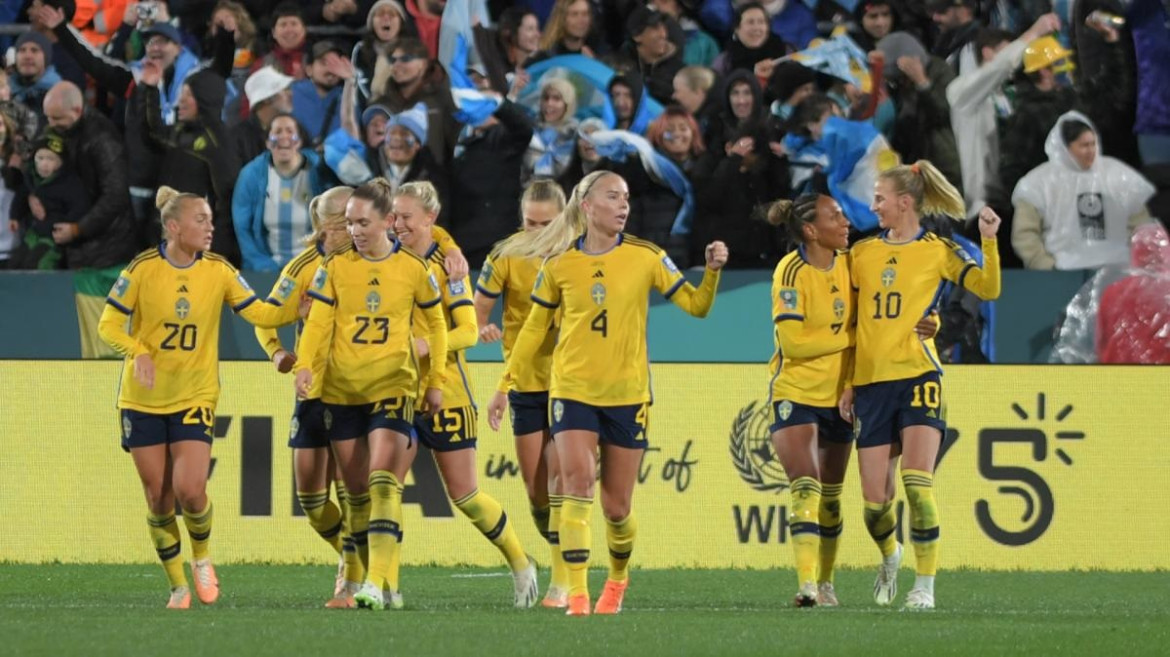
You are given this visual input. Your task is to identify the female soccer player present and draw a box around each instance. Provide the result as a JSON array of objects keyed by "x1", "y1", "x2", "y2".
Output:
[
  {"x1": 474, "y1": 180, "x2": 570, "y2": 607},
  {"x1": 500, "y1": 171, "x2": 728, "y2": 615},
  {"x1": 98, "y1": 186, "x2": 288, "y2": 608},
  {"x1": 842, "y1": 161, "x2": 1001, "y2": 610},
  {"x1": 293, "y1": 178, "x2": 449, "y2": 611},
  {"x1": 393, "y1": 181, "x2": 539, "y2": 609}
]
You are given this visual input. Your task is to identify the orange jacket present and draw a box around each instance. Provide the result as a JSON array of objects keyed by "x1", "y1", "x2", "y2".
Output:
[{"x1": 72, "y1": 0, "x2": 128, "y2": 48}]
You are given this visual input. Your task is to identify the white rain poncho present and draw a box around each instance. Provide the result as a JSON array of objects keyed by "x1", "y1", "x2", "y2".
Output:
[{"x1": 1012, "y1": 111, "x2": 1155, "y2": 270}]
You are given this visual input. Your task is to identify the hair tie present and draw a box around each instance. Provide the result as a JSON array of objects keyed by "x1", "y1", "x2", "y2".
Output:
[{"x1": 910, "y1": 163, "x2": 920, "y2": 175}]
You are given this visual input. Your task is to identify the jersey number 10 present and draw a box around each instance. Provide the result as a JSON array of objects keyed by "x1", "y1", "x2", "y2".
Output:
[{"x1": 871, "y1": 292, "x2": 903, "y2": 320}]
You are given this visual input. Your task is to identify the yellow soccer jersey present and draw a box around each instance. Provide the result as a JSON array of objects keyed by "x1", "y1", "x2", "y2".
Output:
[
  {"x1": 99, "y1": 246, "x2": 264, "y2": 414},
  {"x1": 295, "y1": 243, "x2": 448, "y2": 405},
  {"x1": 769, "y1": 247, "x2": 854, "y2": 407},
  {"x1": 509, "y1": 234, "x2": 720, "y2": 407},
  {"x1": 254, "y1": 244, "x2": 328, "y2": 398},
  {"x1": 413, "y1": 242, "x2": 478, "y2": 410},
  {"x1": 851, "y1": 230, "x2": 1000, "y2": 386},
  {"x1": 476, "y1": 242, "x2": 557, "y2": 393}
]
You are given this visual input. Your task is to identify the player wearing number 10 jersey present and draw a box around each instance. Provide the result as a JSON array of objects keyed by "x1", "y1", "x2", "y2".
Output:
[
  {"x1": 98, "y1": 187, "x2": 290, "y2": 609},
  {"x1": 843, "y1": 161, "x2": 1001, "y2": 611}
]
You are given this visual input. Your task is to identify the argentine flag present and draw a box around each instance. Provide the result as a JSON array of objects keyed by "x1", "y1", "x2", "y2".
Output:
[
  {"x1": 448, "y1": 34, "x2": 502, "y2": 126},
  {"x1": 788, "y1": 33, "x2": 873, "y2": 93},
  {"x1": 518, "y1": 55, "x2": 663, "y2": 134},
  {"x1": 587, "y1": 130, "x2": 694, "y2": 236}
]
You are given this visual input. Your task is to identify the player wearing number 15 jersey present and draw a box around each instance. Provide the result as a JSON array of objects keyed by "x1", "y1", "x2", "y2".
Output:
[
  {"x1": 503, "y1": 171, "x2": 728, "y2": 616},
  {"x1": 98, "y1": 187, "x2": 289, "y2": 610},
  {"x1": 843, "y1": 161, "x2": 1002, "y2": 611}
]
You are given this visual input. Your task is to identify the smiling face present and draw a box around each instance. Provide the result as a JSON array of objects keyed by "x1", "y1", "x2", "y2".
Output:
[
  {"x1": 372, "y1": 5, "x2": 403, "y2": 43},
  {"x1": 145, "y1": 35, "x2": 181, "y2": 69},
  {"x1": 736, "y1": 7, "x2": 769, "y2": 49},
  {"x1": 267, "y1": 115, "x2": 301, "y2": 164},
  {"x1": 862, "y1": 4, "x2": 893, "y2": 40},
  {"x1": 582, "y1": 174, "x2": 630, "y2": 236},
  {"x1": 177, "y1": 84, "x2": 198, "y2": 122},
  {"x1": 871, "y1": 177, "x2": 911, "y2": 229},
  {"x1": 660, "y1": 116, "x2": 693, "y2": 159},
  {"x1": 635, "y1": 22, "x2": 670, "y2": 60},
  {"x1": 168, "y1": 198, "x2": 215, "y2": 253},
  {"x1": 383, "y1": 125, "x2": 420, "y2": 166},
  {"x1": 807, "y1": 195, "x2": 851, "y2": 250},
  {"x1": 565, "y1": 0, "x2": 591, "y2": 39},
  {"x1": 541, "y1": 88, "x2": 568, "y2": 124},
  {"x1": 390, "y1": 49, "x2": 427, "y2": 86},
  {"x1": 729, "y1": 81, "x2": 754, "y2": 121},
  {"x1": 392, "y1": 194, "x2": 436, "y2": 251},
  {"x1": 516, "y1": 14, "x2": 541, "y2": 52},
  {"x1": 273, "y1": 16, "x2": 306, "y2": 50},
  {"x1": 345, "y1": 196, "x2": 391, "y2": 255}
]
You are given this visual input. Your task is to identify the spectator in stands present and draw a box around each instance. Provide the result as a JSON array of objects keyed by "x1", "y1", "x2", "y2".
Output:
[
  {"x1": 292, "y1": 41, "x2": 346, "y2": 148},
  {"x1": 699, "y1": 0, "x2": 816, "y2": 50},
  {"x1": 311, "y1": 0, "x2": 372, "y2": 30},
  {"x1": 876, "y1": 32, "x2": 961, "y2": 193},
  {"x1": 622, "y1": 4, "x2": 685, "y2": 106},
  {"x1": 9, "y1": 132, "x2": 88, "y2": 270},
  {"x1": 1127, "y1": 0, "x2": 1170, "y2": 166},
  {"x1": 24, "y1": 0, "x2": 87, "y2": 90},
  {"x1": 929, "y1": 0, "x2": 980, "y2": 75},
  {"x1": 537, "y1": 0, "x2": 597, "y2": 58},
  {"x1": 255, "y1": 2, "x2": 309, "y2": 80},
  {"x1": 608, "y1": 72, "x2": 641, "y2": 132},
  {"x1": 367, "y1": 103, "x2": 448, "y2": 201},
  {"x1": 106, "y1": 1, "x2": 201, "y2": 64},
  {"x1": 999, "y1": 35, "x2": 1078, "y2": 194},
  {"x1": 353, "y1": 0, "x2": 414, "y2": 101},
  {"x1": 40, "y1": 82, "x2": 136, "y2": 268},
  {"x1": 672, "y1": 66, "x2": 717, "y2": 133},
  {"x1": 209, "y1": 0, "x2": 261, "y2": 123},
  {"x1": 404, "y1": 0, "x2": 445, "y2": 58},
  {"x1": 140, "y1": 67, "x2": 241, "y2": 263},
  {"x1": 711, "y1": 2, "x2": 788, "y2": 77},
  {"x1": 473, "y1": 6, "x2": 540, "y2": 95},
  {"x1": 0, "y1": 70, "x2": 39, "y2": 157},
  {"x1": 233, "y1": 66, "x2": 295, "y2": 167},
  {"x1": 450, "y1": 92, "x2": 535, "y2": 266},
  {"x1": 232, "y1": 113, "x2": 328, "y2": 270},
  {"x1": 849, "y1": 0, "x2": 897, "y2": 51},
  {"x1": 523, "y1": 78, "x2": 579, "y2": 186},
  {"x1": 9, "y1": 32, "x2": 62, "y2": 124},
  {"x1": 556, "y1": 116, "x2": 605, "y2": 192},
  {"x1": 1012, "y1": 112, "x2": 1155, "y2": 270},
  {"x1": 1072, "y1": 4, "x2": 1141, "y2": 168},
  {"x1": 0, "y1": 114, "x2": 19, "y2": 266},
  {"x1": 766, "y1": 60, "x2": 817, "y2": 123},
  {"x1": 649, "y1": 0, "x2": 719, "y2": 67},
  {"x1": 706, "y1": 69, "x2": 767, "y2": 165},
  {"x1": 371, "y1": 37, "x2": 458, "y2": 170},
  {"x1": 1096, "y1": 223, "x2": 1170, "y2": 363}
]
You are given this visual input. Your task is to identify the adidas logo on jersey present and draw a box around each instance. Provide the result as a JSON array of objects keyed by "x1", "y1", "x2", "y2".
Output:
[
  {"x1": 368, "y1": 278, "x2": 380, "y2": 286},
  {"x1": 886, "y1": 257, "x2": 898, "y2": 265},
  {"x1": 592, "y1": 270, "x2": 605, "y2": 278},
  {"x1": 177, "y1": 285, "x2": 189, "y2": 293},
  {"x1": 830, "y1": 285, "x2": 839, "y2": 293}
]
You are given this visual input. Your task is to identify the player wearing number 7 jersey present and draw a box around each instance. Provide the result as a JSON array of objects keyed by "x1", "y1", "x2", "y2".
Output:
[
  {"x1": 502, "y1": 171, "x2": 728, "y2": 616},
  {"x1": 97, "y1": 187, "x2": 294, "y2": 609},
  {"x1": 842, "y1": 161, "x2": 1001, "y2": 611}
]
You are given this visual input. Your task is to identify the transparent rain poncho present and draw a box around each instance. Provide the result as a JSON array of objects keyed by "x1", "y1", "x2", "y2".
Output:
[{"x1": 1051, "y1": 223, "x2": 1170, "y2": 364}]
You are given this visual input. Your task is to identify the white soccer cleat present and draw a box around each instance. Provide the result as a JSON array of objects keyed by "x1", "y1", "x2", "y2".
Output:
[
  {"x1": 873, "y1": 543, "x2": 903, "y2": 606},
  {"x1": 904, "y1": 587, "x2": 935, "y2": 610},
  {"x1": 512, "y1": 555, "x2": 539, "y2": 609},
  {"x1": 541, "y1": 585, "x2": 569, "y2": 609},
  {"x1": 817, "y1": 582, "x2": 840, "y2": 607},
  {"x1": 353, "y1": 581, "x2": 386, "y2": 610},
  {"x1": 794, "y1": 581, "x2": 818, "y2": 608},
  {"x1": 384, "y1": 588, "x2": 404, "y2": 610}
]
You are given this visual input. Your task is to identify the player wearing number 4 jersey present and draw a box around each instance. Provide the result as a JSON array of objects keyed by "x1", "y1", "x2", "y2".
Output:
[
  {"x1": 501, "y1": 171, "x2": 728, "y2": 615},
  {"x1": 293, "y1": 178, "x2": 449, "y2": 612},
  {"x1": 98, "y1": 187, "x2": 291, "y2": 609},
  {"x1": 842, "y1": 161, "x2": 1002, "y2": 611}
]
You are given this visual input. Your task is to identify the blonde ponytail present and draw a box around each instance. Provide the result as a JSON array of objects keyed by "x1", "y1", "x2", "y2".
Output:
[
  {"x1": 155, "y1": 185, "x2": 203, "y2": 235},
  {"x1": 878, "y1": 160, "x2": 965, "y2": 221},
  {"x1": 393, "y1": 181, "x2": 442, "y2": 216},
  {"x1": 494, "y1": 171, "x2": 616, "y2": 260},
  {"x1": 305, "y1": 186, "x2": 354, "y2": 246}
]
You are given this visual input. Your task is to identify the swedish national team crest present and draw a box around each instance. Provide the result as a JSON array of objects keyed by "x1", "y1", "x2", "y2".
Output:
[
  {"x1": 448, "y1": 279, "x2": 466, "y2": 296},
  {"x1": 276, "y1": 276, "x2": 296, "y2": 301},
  {"x1": 833, "y1": 297, "x2": 845, "y2": 321},
  {"x1": 479, "y1": 262, "x2": 493, "y2": 286},
  {"x1": 122, "y1": 416, "x2": 132, "y2": 440},
  {"x1": 312, "y1": 268, "x2": 327, "y2": 290},
  {"x1": 881, "y1": 268, "x2": 896, "y2": 288},
  {"x1": 780, "y1": 289, "x2": 798, "y2": 310},
  {"x1": 777, "y1": 400, "x2": 793, "y2": 420},
  {"x1": 323, "y1": 409, "x2": 333, "y2": 431},
  {"x1": 175, "y1": 298, "x2": 191, "y2": 320},
  {"x1": 112, "y1": 275, "x2": 130, "y2": 298},
  {"x1": 591, "y1": 283, "x2": 606, "y2": 306},
  {"x1": 553, "y1": 400, "x2": 564, "y2": 423},
  {"x1": 289, "y1": 417, "x2": 300, "y2": 439},
  {"x1": 366, "y1": 291, "x2": 381, "y2": 313},
  {"x1": 729, "y1": 400, "x2": 790, "y2": 493}
]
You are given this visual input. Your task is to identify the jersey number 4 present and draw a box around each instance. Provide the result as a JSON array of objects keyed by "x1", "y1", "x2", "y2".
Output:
[
  {"x1": 352, "y1": 316, "x2": 390, "y2": 344},
  {"x1": 591, "y1": 309, "x2": 608, "y2": 338}
]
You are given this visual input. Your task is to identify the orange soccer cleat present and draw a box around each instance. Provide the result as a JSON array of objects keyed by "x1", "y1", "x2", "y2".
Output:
[{"x1": 593, "y1": 579, "x2": 629, "y2": 615}]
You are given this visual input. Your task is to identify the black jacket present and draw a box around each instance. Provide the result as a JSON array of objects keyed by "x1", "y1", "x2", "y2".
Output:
[
  {"x1": 693, "y1": 149, "x2": 788, "y2": 269},
  {"x1": 370, "y1": 146, "x2": 452, "y2": 225},
  {"x1": 449, "y1": 99, "x2": 535, "y2": 262},
  {"x1": 706, "y1": 69, "x2": 768, "y2": 159},
  {"x1": 886, "y1": 56, "x2": 962, "y2": 196},
  {"x1": 1000, "y1": 82, "x2": 1077, "y2": 193},
  {"x1": 621, "y1": 42, "x2": 685, "y2": 107},
  {"x1": 142, "y1": 70, "x2": 241, "y2": 265},
  {"x1": 58, "y1": 109, "x2": 137, "y2": 269}
]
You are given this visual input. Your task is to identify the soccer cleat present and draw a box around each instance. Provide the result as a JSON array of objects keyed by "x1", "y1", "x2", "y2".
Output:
[
  {"x1": 512, "y1": 556, "x2": 539, "y2": 609},
  {"x1": 542, "y1": 585, "x2": 569, "y2": 609},
  {"x1": 817, "y1": 582, "x2": 840, "y2": 607},
  {"x1": 594, "y1": 579, "x2": 629, "y2": 615},
  {"x1": 384, "y1": 589, "x2": 404, "y2": 610},
  {"x1": 565, "y1": 593, "x2": 591, "y2": 616},
  {"x1": 873, "y1": 543, "x2": 903, "y2": 606},
  {"x1": 333, "y1": 555, "x2": 345, "y2": 598},
  {"x1": 793, "y1": 581, "x2": 818, "y2": 608},
  {"x1": 354, "y1": 581, "x2": 386, "y2": 610},
  {"x1": 191, "y1": 558, "x2": 219, "y2": 605},
  {"x1": 324, "y1": 592, "x2": 356, "y2": 609},
  {"x1": 904, "y1": 587, "x2": 935, "y2": 610},
  {"x1": 166, "y1": 586, "x2": 191, "y2": 609}
]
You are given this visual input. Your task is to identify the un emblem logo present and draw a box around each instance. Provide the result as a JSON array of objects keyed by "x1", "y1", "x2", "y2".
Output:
[{"x1": 729, "y1": 401, "x2": 789, "y2": 493}]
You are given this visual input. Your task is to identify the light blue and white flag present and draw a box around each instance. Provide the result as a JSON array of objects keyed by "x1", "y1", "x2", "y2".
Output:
[
  {"x1": 587, "y1": 130, "x2": 695, "y2": 236},
  {"x1": 518, "y1": 55, "x2": 664, "y2": 134}
]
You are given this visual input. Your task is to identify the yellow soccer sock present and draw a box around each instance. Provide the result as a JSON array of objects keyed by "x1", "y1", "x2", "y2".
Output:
[
  {"x1": 531, "y1": 503, "x2": 551, "y2": 539},
  {"x1": 560, "y1": 495, "x2": 593, "y2": 597},
  {"x1": 297, "y1": 489, "x2": 343, "y2": 554},
  {"x1": 386, "y1": 479, "x2": 405, "y2": 591},
  {"x1": 788, "y1": 477, "x2": 822, "y2": 585},
  {"x1": 547, "y1": 495, "x2": 569, "y2": 589},
  {"x1": 817, "y1": 482, "x2": 844, "y2": 583},
  {"x1": 863, "y1": 500, "x2": 899, "y2": 558},
  {"x1": 147, "y1": 512, "x2": 187, "y2": 589},
  {"x1": 366, "y1": 471, "x2": 402, "y2": 589},
  {"x1": 605, "y1": 513, "x2": 637, "y2": 582},
  {"x1": 903, "y1": 469, "x2": 940, "y2": 577},
  {"x1": 182, "y1": 501, "x2": 213, "y2": 561},
  {"x1": 335, "y1": 480, "x2": 349, "y2": 528},
  {"x1": 454, "y1": 489, "x2": 529, "y2": 571},
  {"x1": 346, "y1": 490, "x2": 371, "y2": 573}
]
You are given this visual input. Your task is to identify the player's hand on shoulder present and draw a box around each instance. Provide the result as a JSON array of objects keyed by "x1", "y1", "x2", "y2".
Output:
[
  {"x1": 444, "y1": 248, "x2": 469, "y2": 282},
  {"x1": 705, "y1": 241, "x2": 729, "y2": 271}
]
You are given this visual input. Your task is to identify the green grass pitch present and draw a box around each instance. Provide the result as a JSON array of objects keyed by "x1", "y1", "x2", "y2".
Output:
[{"x1": 2, "y1": 565, "x2": 1167, "y2": 656}]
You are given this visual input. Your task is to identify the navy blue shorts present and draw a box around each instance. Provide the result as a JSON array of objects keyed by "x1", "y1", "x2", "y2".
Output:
[
  {"x1": 120, "y1": 406, "x2": 214, "y2": 452},
  {"x1": 550, "y1": 398, "x2": 648, "y2": 449},
  {"x1": 853, "y1": 372, "x2": 947, "y2": 449},
  {"x1": 508, "y1": 390, "x2": 550, "y2": 436},
  {"x1": 769, "y1": 399, "x2": 853, "y2": 444},
  {"x1": 324, "y1": 397, "x2": 414, "y2": 441},
  {"x1": 414, "y1": 406, "x2": 478, "y2": 452},
  {"x1": 288, "y1": 398, "x2": 329, "y2": 449}
]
